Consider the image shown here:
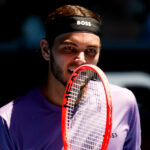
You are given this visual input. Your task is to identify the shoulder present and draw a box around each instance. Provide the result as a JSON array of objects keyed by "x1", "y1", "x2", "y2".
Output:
[
  {"x1": 0, "y1": 101, "x2": 14, "y2": 123},
  {"x1": 0, "y1": 87, "x2": 40, "y2": 122},
  {"x1": 110, "y1": 84, "x2": 137, "y2": 105},
  {"x1": 110, "y1": 84, "x2": 139, "y2": 120}
]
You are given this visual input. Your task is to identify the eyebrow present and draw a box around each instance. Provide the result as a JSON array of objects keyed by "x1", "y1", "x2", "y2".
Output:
[
  {"x1": 61, "y1": 40, "x2": 77, "y2": 47},
  {"x1": 61, "y1": 40, "x2": 101, "y2": 50}
]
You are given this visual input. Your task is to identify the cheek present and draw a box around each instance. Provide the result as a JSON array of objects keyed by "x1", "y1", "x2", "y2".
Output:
[
  {"x1": 87, "y1": 55, "x2": 100, "y2": 65},
  {"x1": 52, "y1": 52, "x2": 70, "y2": 68},
  {"x1": 94, "y1": 55, "x2": 100, "y2": 64}
]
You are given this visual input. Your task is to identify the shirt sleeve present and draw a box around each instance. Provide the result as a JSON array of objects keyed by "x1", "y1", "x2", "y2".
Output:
[
  {"x1": 0, "y1": 117, "x2": 15, "y2": 150},
  {"x1": 123, "y1": 92, "x2": 141, "y2": 150}
]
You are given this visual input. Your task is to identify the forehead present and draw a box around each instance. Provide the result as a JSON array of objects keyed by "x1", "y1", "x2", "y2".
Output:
[{"x1": 54, "y1": 32, "x2": 101, "y2": 46}]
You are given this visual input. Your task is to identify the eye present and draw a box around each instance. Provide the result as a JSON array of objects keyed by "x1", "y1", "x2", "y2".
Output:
[
  {"x1": 86, "y1": 48, "x2": 97, "y2": 56},
  {"x1": 63, "y1": 46, "x2": 75, "y2": 53}
]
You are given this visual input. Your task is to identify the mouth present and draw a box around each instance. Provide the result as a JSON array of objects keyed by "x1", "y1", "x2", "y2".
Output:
[{"x1": 68, "y1": 68, "x2": 75, "y2": 74}]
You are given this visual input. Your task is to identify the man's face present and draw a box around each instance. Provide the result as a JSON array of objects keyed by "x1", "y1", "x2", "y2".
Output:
[{"x1": 49, "y1": 32, "x2": 101, "y2": 86}]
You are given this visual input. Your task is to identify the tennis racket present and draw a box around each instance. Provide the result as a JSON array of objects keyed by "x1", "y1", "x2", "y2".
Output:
[{"x1": 61, "y1": 64, "x2": 112, "y2": 150}]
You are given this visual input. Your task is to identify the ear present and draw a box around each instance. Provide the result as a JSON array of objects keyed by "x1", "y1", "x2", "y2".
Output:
[{"x1": 40, "y1": 38, "x2": 50, "y2": 61}]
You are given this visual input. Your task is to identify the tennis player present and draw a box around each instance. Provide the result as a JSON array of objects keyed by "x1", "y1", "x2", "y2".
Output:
[{"x1": 0, "y1": 4, "x2": 141, "y2": 150}]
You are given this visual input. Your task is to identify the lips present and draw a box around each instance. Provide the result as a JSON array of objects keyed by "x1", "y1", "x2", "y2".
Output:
[{"x1": 68, "y1": 68, "x2": 75, "y2": 74}]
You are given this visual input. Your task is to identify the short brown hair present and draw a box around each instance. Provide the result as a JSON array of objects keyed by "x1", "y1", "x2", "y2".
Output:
[
  {"x1": 45, "y1": 5, "x2": 102, "y2": 47},
  {"x1": 47, "y1": 5, "x2": 102, "y2": 22}
]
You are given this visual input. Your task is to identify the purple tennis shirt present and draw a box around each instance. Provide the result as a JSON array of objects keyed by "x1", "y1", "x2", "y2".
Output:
[{"x1": 0, "y1": 85, "x2": 141, "y2": 150}]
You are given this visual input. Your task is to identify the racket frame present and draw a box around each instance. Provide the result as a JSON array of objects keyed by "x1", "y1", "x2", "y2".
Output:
[{"x1": 61, "y1": 64, "x2": 112, "y2": 150}]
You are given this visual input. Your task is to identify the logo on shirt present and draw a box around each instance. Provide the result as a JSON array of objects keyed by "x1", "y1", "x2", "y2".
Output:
[
  {"x1": 77, "y1": 20, "x2": 92, "y2": 26},
  {"x1": 111, "y1": 132, "x2": 118, "y2": 138}
]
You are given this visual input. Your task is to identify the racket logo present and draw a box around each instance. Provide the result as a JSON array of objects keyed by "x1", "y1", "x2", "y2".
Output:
[{"x1": 64, "y1": 68, "x2": 84, "y2": 107}]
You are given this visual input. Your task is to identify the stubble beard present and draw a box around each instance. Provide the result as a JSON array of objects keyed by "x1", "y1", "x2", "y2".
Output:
[{"x1": 50, "y1": 53, "x2": 67, "y2": 87}]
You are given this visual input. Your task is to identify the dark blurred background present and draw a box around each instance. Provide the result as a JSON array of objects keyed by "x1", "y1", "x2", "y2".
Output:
[{"x1": 0, "y1": 0, "x2": 150, "y2": 149}]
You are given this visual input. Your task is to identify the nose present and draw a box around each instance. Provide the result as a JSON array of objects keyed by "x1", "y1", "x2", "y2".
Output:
[{"x1": 74, "y1": 52, "x2": 86, "y2": 65}]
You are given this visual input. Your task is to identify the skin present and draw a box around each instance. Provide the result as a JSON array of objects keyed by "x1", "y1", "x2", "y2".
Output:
[{"x1": 40, "y1": 32, "x2": 101, "y2": 106}]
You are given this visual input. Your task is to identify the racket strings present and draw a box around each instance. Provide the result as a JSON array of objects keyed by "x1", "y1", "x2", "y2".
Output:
[{"x1": 66, "y1": 70, "x2": 107, "y2": 149}]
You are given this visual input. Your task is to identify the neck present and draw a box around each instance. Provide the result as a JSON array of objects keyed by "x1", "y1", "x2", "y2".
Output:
[{"x1": 41, "y1": 74, "x2": 66, "y2": 107}]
